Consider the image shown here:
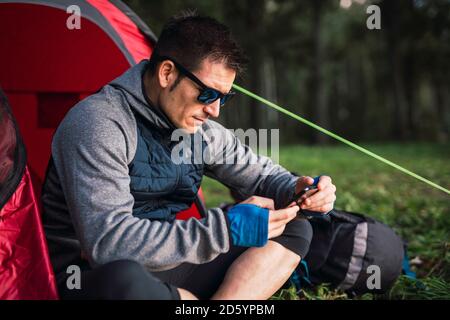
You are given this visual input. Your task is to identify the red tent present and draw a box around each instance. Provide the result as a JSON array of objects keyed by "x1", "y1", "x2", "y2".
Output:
[
  {"x1": 0, "y1": 0, "x2": 157, "y2": 183},
  {"x1": 0, "y1": 0, "x2": 203, "y2": 299},
  {"x1": 0, "y1": 88, "x2": 58, "y2": 299}
]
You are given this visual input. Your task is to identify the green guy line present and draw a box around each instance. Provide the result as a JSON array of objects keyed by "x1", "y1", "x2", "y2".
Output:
[{"x1": 233, "y1": 83, "x2": 450, "y2": 196}]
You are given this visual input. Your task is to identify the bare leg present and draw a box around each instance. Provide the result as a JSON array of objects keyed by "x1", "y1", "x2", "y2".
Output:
[
  {"x1": 211, "y1": 241, "x2": 300, "y2": 300},
  {"x1": 178, "y1": 288, "x2": 198, "y2": 300}
]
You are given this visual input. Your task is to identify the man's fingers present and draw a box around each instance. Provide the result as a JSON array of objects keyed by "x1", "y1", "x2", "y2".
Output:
[
  {"x1": 268, "y1": 206, "x2": 304, "y2": 239},
  {"x1": 269, "y1": 218, "x2": 289, "y2": 231},
  {"x1": 269, "y1": 205, "x2": 299, "y2": 223},
  {"x1": 297, "y1": 175, "x2": 333, "y2": 202},
  {"x1": 297, "y1": 188, "x2": 319, "y2": 204},
  {"x1": 287, "y1": 201, "x2": 297, "y2": 208},
  {"x1": 295, "y1": 176, "x2": 315, "y2": 194},
  {"x1": 293, "y1": 175, "x2": 336, "y2": 214},
  {"x1": 256, "y1": 197, "x2": 275, "y2": 210},
  {"x1": 268, "y1": 224, "x2": 286, "y2": 239},
  {"x1": 240, "y1": 196, "x2": 275, "y2": 210},
  {"x1": 306, "y1": 203, "x2": 335, "y2": 213},
  {"x1": 270, "y1": 206, "x2": 299, "y2": 222},
  {"x1": 317, "y1": 175, "x2": 332, "y2": 191},
  {"x1": 301, "y1": 195, "x2": 336, "y2": 212},
  {"x1": 301, "y1": 185, "x2": 336, "y2": 208}
]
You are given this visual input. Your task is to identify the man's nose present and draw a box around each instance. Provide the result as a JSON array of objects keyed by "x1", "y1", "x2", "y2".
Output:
[{"x1": 204, "y1": 100, "x2": 220, "y2": 118}]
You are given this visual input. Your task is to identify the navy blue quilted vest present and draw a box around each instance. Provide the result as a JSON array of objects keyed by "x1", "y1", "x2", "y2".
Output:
[{"x1": 129, "y1": 114, "x2": 204, "y2": 222}]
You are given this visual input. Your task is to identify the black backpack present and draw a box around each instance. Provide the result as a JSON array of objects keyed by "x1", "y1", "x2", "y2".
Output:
[{"x1": 292, "y1": 209, "x2": 406, "y2": 296}]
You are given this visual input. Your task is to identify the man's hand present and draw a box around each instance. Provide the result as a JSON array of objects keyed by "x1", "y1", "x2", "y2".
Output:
[
  {"x1": 240, "y1": 195, "x2": 275, "y2": 210},
  {"x1": 240, "y1": 196, "x2": 299, "y2": 239},
  {"x1": 295, "y1": 175, "x2": 336, "y2": 214}
]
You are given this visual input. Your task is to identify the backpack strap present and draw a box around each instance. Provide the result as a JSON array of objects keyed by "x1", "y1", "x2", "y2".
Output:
[
  {"x1": 329, "y1": 209, "x2": 375, "y2": 224},
  {"x1": 401, "y1": 244, "x2": 429, "y2": 290},
  {"x1": 290, "y1": 260, "x2": 312, "y2": 293},
  {"x1": 402, "y1": 244, "x2": 416, "y2": 279}
]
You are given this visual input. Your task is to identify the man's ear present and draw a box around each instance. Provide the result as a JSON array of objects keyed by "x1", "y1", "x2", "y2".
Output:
[{"x1": 157, "y1": 60, "x2": 177, "y2": 89}]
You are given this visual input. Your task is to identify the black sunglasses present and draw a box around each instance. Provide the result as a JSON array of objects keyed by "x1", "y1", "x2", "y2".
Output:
[{"x1": 154, "y1": 55, "x2": 235, "y2": 107}]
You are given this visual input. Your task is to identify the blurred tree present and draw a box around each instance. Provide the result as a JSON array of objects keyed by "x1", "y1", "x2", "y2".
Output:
[{"x1": 122, "y1": 0, "x2": 449, "y2": 143}]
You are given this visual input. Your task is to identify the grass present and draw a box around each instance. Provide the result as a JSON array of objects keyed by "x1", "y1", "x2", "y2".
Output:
[{"x1": 200, "y1": 143, "x2": 450, "y2": 300}]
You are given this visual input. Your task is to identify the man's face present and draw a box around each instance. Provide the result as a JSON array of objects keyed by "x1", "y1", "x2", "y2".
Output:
[{"x1": 159, "y1": 58, "x2": 236, "y2": 134}]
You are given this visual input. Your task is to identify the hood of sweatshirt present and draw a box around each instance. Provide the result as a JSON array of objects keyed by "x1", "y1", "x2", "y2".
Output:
[{"x1": 109, "y1": 60, "x2": 176, "y2": 132}]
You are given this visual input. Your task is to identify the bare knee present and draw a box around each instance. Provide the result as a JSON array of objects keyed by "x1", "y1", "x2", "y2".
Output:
[
  {"x1": 178, "y1": 288, "x2": 198, "y2": 300},
  {"x1": 268, "y1": 240, "x2": 301, "y2": 269}
]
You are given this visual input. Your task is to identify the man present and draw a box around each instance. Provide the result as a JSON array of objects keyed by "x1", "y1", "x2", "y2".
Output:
[{"x1": 42, "y1": 12, "x2": 336, "y2": 300}]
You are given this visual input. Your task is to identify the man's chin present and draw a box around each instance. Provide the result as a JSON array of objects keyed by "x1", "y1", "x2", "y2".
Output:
[
  {"x1": 189, "y1": 121, "x2": 206, "y2": 133},
  {"x1": 177, "y1": 118, "x2": 206, "y2": 134},
  {"x1": 191, "y1": 124, "x2": 203, "y2": 133},
  {"x1": 178, "y1": 125, "x2": 200, "y2": 134}
]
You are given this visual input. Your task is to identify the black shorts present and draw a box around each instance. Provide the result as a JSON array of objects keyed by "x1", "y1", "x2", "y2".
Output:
[
  {"x1": 153, "y1": 217, "x2": 312, "y2": 299},
  {"x1": 57, "y1": 218, "x2": 312, "y2": 300}
]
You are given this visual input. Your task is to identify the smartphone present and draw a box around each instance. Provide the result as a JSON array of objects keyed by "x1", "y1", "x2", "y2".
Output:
[
  {"x1": 291, "y1": 182, "x2": 325, "y2": 219},
  {"x1": 291, "y1": 185, "x2": 319, "y2": 205}
]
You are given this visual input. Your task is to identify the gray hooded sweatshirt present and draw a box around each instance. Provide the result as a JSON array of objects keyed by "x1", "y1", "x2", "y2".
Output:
[{"x1": 42, "y1": 60, "x2": 298, "y2": 277}]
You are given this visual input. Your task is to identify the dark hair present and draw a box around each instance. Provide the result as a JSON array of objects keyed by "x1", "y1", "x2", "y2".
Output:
[{"x1": 148, "y1": 10, "x2": 248, "y2": 76}]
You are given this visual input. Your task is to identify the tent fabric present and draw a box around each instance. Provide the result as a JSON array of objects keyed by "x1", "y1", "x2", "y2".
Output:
[
  {"x1": 0, "y1": 166, "x2": 59, "y2": 299},
  {"x1": 108, "y1": 0, "x2": 157, "y2": 43},
  {"x1": 0, "y1": 0, "x2": 141, "y2": 65},
  {"x1": 87, "y1": 0, "x2": 154, "y2": 63},
  {"x1": 0, "y1": 89, "x2": 58, "y2": 300},
  {"x1": 0, "y1": 89, "x2": 26, "y2": 209},
  {"x1": 0, "y1": 0, "x2": 156, "y2": 181}
]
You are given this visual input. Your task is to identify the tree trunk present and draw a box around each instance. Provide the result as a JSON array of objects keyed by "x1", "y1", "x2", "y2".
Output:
[
  {"x1": 309, "y1": 0, "x2": 329, "y2": 144},
  {"x1": 382, "y1": 0, "x2": 409, "y2": 140}
]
